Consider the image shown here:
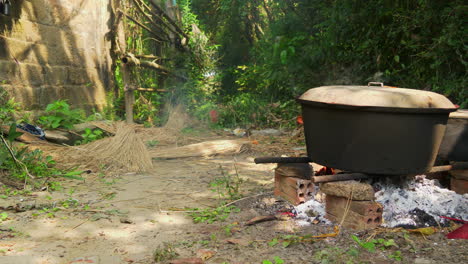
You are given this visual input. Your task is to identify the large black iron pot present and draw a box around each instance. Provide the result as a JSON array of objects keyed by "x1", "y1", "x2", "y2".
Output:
[
  {"x1": 297, "y1": 84, "x2": 458, "y2": 175},
  {"x1": 437, "y1": 110, "x2": 468, "y2": 163}
]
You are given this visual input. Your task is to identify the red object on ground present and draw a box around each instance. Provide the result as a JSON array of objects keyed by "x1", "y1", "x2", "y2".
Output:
[
  {"x1": 209, "y1": 110, "x2": 218, "y2": 123},
  {"x1": 446, "y1": 224, "x2": 468, "y2": 239},
  {"x1": 441, "y1": 216, "x2": 468, "y2": 223},
  {"x1": 278, "y1": 211, "x2": 296, "y2": 217},
  {"x1": 297, "y1": 115, "x2": 303, "y2": 125}
]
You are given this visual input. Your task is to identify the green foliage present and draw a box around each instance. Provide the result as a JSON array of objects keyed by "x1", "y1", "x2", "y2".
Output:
[
  {"x1": 0, "y1": 89, "x2": 29, "y2": 124},
  {"x1": 146, "y1": 140, "x2": 159, "y2": 147},
  {"x1": 313, "y1": 247, "x2": 359, "y2": 264},
  {"x1": 38, "y1": 100, "x2": 84, "y2": 129},
  {"x1": 389, "y1": 250, "x2": 403, "y2": 261},
  {"x1": 153, "y1": 243, "x2": 179, "y2": 262},
  {"x1": 0, "y1": 212, "x2": 8, "y2": 222},
  {"x1": 351, "y1": 235, "x2": 376, "y2": 252},
  {"x1": 188, "y1": 205, "x2": 239, "y2": 224},
  {"x1": 78, "y1": 128, "x2": 104, "y2": 144},
  {"x1": 352, "y1": 235, "x2": 401, "y2": 261},
  {"x1": 186, "y1": 0, "x2": 467, "y2": 129},
  {"x1": 0, "y1": 125, "x2": 83, "y2": 189},
  {"x1": 262, "y1": 256, "x2": 285, "y2": 264},
  {"x1": 210, "y1": 165, "x2": 243, "y2": 201}
]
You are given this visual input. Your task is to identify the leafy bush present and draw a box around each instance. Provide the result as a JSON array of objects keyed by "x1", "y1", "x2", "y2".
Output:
[
  {"x1": 38, "y1": 100, "x2": 84, "y2": 129},
  {"x1": 0, "y1": 125, "x2": 83, "y2": 189},
  {"x1": 78, "y1": 128, "x2": 104, "y2": 144},
  {"x1": 187, "y1": 0, "x2": 467, "y2": 129},
  {"x1": 0, "y1": 89, "x2": 30, "y2": 124}
]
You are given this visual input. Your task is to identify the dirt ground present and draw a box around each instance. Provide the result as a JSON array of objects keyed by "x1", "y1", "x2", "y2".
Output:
[{"x1": 0, "y1": 129, "x2": 466, "y2": 264}]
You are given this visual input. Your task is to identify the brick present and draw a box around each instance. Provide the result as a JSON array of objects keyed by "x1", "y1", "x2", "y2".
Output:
[
  {"x1": 451, "y1": 178, "x2": 468, "y2": 195},
  {"x1": 320, "y1": 180, "x2": 375, "y2": 200},
  {"x1": 326, "y1": 211, "x2": 381, "y2": 230},
  {"x1": 325, "y1": 195, "x2": 383, "y2": 230},
  {"x1": 451, "y1": 170, "x2": 468, "y2": 180},
  {"x1": 325, "y1": 195, "x2": 383, "y2": 216},
  {"x1": 274, "y1": 175, "x2": 314, "y2": 205}
]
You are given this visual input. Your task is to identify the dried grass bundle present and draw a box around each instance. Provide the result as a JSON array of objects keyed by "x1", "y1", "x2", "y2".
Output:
[
  {"x1": 137, "y1": 105, "x2": 190, "y2": 144},
  {"x1": 82, "y1": 122, "x2": 153, "y2": 172},
  {"x1": 46, "y1": 122, "x2": 153, "y2": 174}
]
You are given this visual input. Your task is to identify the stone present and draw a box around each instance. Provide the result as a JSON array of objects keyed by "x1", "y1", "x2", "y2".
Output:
[
  {"x1": 43, "y1": 66, "x2": 68, "y2": 86},
  {"x1": 72, "y1": 122, "x2": 99, "y2": 134},
  {"x1": 414, "y1": 258, "x2": 435, "y2": 264},
  {"x1": 44, "y1": 129, "x2": 82, "y2": 145},
  {"x1": 68, "y1": 68, "x2": 90, "y2": 85},
  {"x1": 320, "y1": 180, "x2": 375, "y2": 200}
]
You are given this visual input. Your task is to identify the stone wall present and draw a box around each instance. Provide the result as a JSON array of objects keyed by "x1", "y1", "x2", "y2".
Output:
[{"x1": 0, "y1": 0, "x2": 113, "y2": 111}]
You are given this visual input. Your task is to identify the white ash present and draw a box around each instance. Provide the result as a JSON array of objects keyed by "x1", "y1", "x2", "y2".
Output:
[
  {"x1": 374, "y1": 175, "x2": 468, "y2": 228},
  {"x1": 294, "y1": 198, "x2": 331, "y2": 226}
]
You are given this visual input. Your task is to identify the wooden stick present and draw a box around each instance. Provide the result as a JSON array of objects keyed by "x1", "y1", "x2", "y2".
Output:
[
  {"x1": 134, "y1": 54, "x2": 163, "y2": 60},
  {"x1": 122, "y1": 53, "x2": 170, "y2": 72},
  {"x1": 428, "y1": 162, "x2": 468, "y2": 173},
  {"x1": 122, "y1": 53, "x2": 187, "y2": 80},
  {"x1": 136, "y1": 88, "x2": 167, "y2": 92},
  {"x1": 313, "y1": 173, "x2": 369, "y2": 183}
]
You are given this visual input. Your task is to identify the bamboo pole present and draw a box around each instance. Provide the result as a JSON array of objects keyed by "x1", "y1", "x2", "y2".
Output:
[
  {"x1": 136, "y1": 88, "x2": 167, "y2": 92},
  {"x1": 122, "y1": 53, "x2": 187, "y2": 80},
  {"x1": 120, "y1": 10, "x2": 167, "y2": 42},
  {"x1": 130, "y1": 0, "x2": 171, "y2": 41},
  {"x1": 147, "y1": 0, "x2": 190, "y2": 40}
]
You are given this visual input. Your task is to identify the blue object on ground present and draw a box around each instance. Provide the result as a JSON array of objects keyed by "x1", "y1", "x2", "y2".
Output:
[{"x1": 16, "y1": 123, "x2": 45, "y2": 140}]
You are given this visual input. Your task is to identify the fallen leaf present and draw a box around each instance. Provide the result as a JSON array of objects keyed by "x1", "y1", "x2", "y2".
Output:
[
  {"x1": 197, "y1": 249, "x2": 216, "y2": 260},
  {"x1": 408, "y1": 227, "x2": 437, "y2": 236}
]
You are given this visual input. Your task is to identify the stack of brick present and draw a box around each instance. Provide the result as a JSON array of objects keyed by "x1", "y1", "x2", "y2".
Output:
[
  {"x1": 320, "y1": 180, "x2": 383, "y2": 230},
  {"x1": 451, "y1": 170, "x2": 468, "y2": 195},
  {"x1": 274, "y1": 163, "x2": 314, "y2": 205}
]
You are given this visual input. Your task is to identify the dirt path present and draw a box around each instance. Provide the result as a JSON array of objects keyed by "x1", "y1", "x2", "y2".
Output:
[
  {"x1": 0, "y1": 134, "x2": 466, "y2": 264},
  {"x1": 0, "y1": 144, "x2": 276, "y2": 263}
]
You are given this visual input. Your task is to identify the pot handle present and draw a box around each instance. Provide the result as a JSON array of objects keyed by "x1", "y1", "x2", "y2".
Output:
[{"x1": 368, "y1": 82, "x2": 384, "y2": 87}]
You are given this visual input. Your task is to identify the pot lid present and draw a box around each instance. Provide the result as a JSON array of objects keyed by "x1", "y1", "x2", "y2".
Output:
[{"x1": 298, "y1": 85, "x2": 457, "y2": 109}]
